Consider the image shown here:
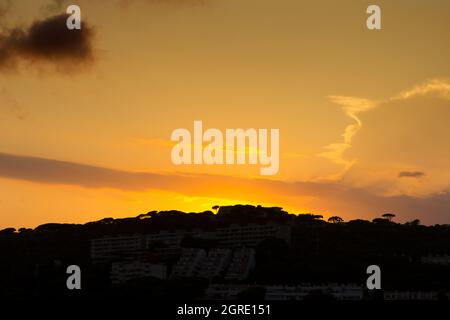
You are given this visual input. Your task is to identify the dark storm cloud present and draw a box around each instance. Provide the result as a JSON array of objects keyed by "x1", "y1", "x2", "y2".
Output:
[
  {"x1": 398, "y1": 171, "x2": 426, "y2": 178},
  {"x1": 0, "y1": 13, "x2": 94, "y2": 70}
]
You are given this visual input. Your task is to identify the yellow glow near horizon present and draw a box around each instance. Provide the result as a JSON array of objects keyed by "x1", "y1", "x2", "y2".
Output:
[{"x1": 1, "y1": 0, "x2": 450, "y2": 227}]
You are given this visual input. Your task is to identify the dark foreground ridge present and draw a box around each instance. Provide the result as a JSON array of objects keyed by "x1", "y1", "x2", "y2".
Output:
[{"x1": 0, "y1": 205, "x2": 449, "y2": 300}]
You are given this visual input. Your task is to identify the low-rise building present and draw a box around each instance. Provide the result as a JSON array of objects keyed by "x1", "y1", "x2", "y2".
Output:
[
  {"x1": 383, "y1": 291, "x2": 436, "y2": 300},
  {"x1": 146, "y1": 229, "x2": 216, "y2": 256},
  {"x1": 215, "y1": 223, "x2": 291, "y2": 248},
  {"x1": 206, "y1": 283, "x2": 363, "y2": 300},
  {"x1": 111, "y1": 260, "x2": 167, "y2": 284},
  {"x1": 171, "y1": 248, "x2": 233, "y2": 279},
  {"x1": 265, "y1": 284, "x2": 363, "y2": 300},
  {"x1": 205, "y1": 284, "x2": 253, "y2": 300},
  {"x1": 170, "y1": 248, "x2": 206, "y2": 279},
  {"x1": 90, "y1": 222, "x2": 291, "y2": 266},
  {"x1": 197, "y1": 249, "x2": 232, "y2": 279},
  {"x1": 145, "y1": 222, "x2": 291, "y2": 250},
  {"x1": 421, "y1": 254, "x2": 450, "y2": 265}
]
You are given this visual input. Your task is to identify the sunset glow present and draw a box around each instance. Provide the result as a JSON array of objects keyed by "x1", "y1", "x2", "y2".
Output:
[{"x1": 1, "y1": 0, "x2": 450, "y2": 227}]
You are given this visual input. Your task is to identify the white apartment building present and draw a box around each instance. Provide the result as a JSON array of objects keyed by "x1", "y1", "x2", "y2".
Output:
[
  {"x1": 170, "y1": 248, "x2": 207, "y2": 279},
  {"x1": 145, "y1": 223, "x2": 291, "y2": 250},
  {"x1": 111, "y1": 260, "x2": 167, "y2": 284},
  {"x1": 146, "y1": 229, "x2": 201, "y2": 248},
  {"x1": 197, "y1": 249, "x2": 233, "y2": 279},
  {"x1": 225, "y1": 248, "x2": 255, "y2": 281},
  {"x1": 170, "y1": 247, "x2": 256, "y2": 280},
  {"x1": 205, "y1": 284, "x2": 254, "y2": 300},
  {"x1": 145, "y1": 229, "x2": 216, "y2": 255},
  {"x1": 91, "y1": 234, "x2": 145, "y2": 264},
  {"x1": 171, "y1": 248, "x2": 233, "y2": 279},
  {"x1": 206, "y1": 283, "x2": 363, "y2": 300},
  {"x1": 215, "y1": 223, "x2": 291, "y2": 248},
  {"x1": 91, "y1": 222, "x2": 291, "y2": 264}
]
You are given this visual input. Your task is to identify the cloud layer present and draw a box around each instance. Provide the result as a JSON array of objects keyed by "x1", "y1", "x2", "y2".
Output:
[{"x1": 0, "y1": 152, "x2": 448, "y2": 224}]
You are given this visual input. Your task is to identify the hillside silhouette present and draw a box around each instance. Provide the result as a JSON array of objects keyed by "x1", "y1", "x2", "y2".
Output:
[{"x1": 0, "y1": 205, "x2": 449, "y2": 300}]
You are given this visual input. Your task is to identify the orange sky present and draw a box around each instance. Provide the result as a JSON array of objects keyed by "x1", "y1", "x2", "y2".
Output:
[{"x1": 1, "y1": 0, "x2": 450, "y2": 228}]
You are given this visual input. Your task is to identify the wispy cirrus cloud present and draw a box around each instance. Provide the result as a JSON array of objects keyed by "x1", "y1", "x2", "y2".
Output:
[
  {"x1": 320, "y1": 79, "x2": 450, "y2": 186},
  {"x1": 395, "y1": 79, "x2": 450, "y2": 100},
  {"x1": 323, "y1": 79, "x2": 450, "y2": 197},
  {"x1": 317, "y1": 96, "x2": 376, "y2": 179}
]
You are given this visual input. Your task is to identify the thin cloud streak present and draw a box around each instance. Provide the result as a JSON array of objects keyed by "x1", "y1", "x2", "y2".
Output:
[{"x1": 399, "y1": 171, "x2": 426, "y2": 179}]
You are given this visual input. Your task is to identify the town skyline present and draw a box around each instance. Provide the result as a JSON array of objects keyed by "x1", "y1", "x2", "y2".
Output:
[{"x1": 1, "y1": 204, "x2": 449, "y2": 301}]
